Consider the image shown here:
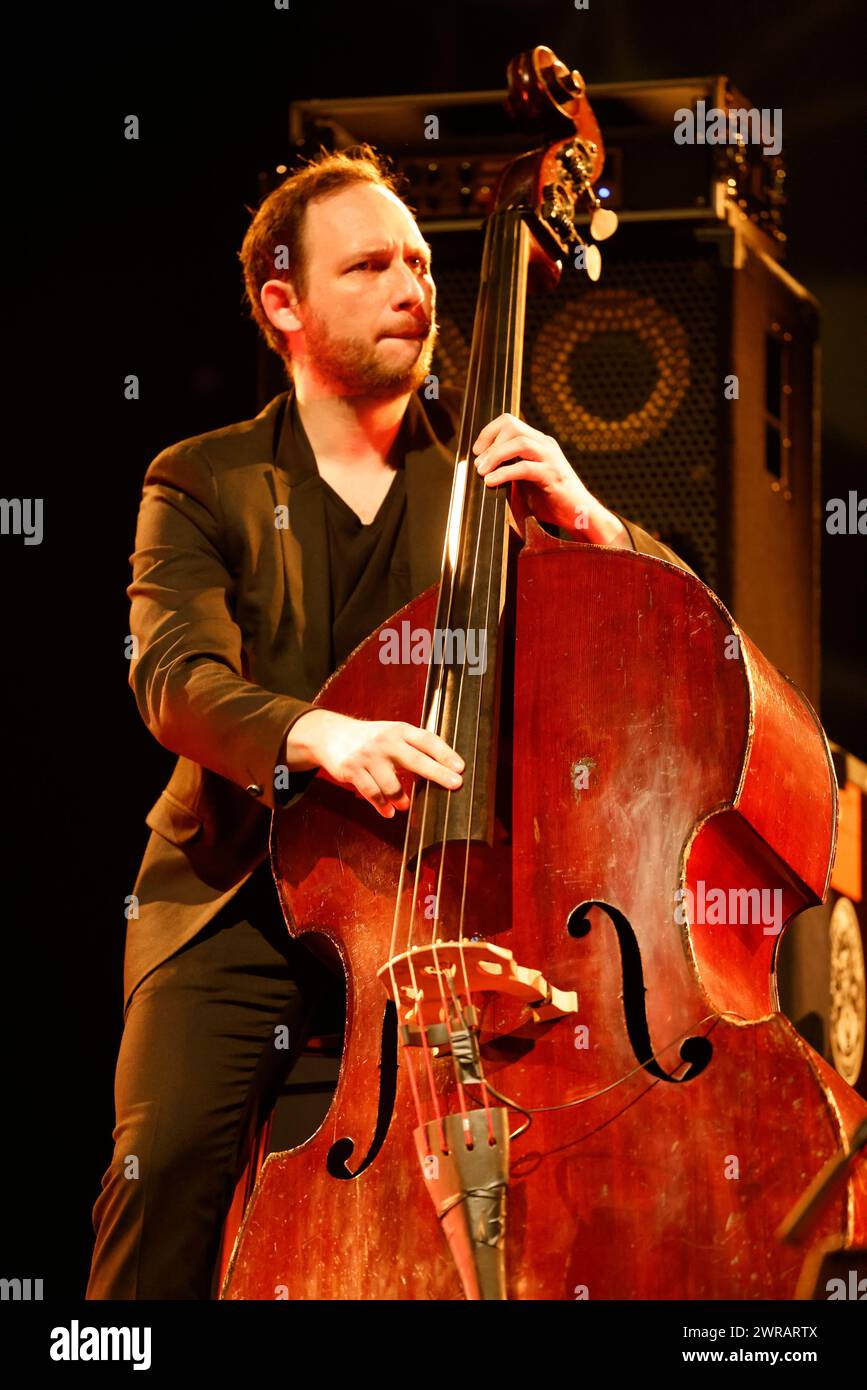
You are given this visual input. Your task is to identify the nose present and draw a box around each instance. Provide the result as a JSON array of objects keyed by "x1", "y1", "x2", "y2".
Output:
[{"x1": 392, "y1": 260, "x2": 427, "y2": 311}]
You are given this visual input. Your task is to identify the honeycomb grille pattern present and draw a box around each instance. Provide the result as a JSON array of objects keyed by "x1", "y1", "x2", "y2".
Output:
[{"x1": 431, "y1": 248, "x2": 723, "y2": 584}]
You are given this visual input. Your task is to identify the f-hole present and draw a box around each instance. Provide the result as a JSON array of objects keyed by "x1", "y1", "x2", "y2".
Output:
[
  {"x1": 566, "y1": 900, "x2": 713, "y2": 1082},
  {"x1": 326, "y1": 1000, "x2": 399, "y2": 1178}
]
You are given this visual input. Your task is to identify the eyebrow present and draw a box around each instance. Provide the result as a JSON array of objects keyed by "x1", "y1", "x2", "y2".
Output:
[{"x1": 339, "y1": 242, "x2": 432, "y2": 269}]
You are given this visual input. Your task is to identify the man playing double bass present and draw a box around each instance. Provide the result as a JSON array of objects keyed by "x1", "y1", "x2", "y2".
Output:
[{"x1": 87, "y1": 144, "x2": 692, "y2": 1299}]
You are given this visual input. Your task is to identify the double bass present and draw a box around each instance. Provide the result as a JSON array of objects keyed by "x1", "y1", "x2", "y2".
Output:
[{"x1": 220, "y1": 46, "x2": 867, "y2": 1299}]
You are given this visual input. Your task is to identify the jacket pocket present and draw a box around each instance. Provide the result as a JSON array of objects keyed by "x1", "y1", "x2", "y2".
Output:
[{"x1": 145, "y1": 789, "x2": 204, "y2": 846}]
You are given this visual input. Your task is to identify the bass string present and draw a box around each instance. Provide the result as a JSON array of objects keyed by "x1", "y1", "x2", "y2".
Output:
[
  {"x1": 382, "y1": 220, "x2": 494, "y2": 1150},
  {"x1": 447, "y1": 212, "x2": 523, "y2": 1138},
  {"x1": 422, "y1": 210, "x2": 518, "y2": 1145},
  {"x1": 391, "y1": 211, "x2": 524, "y2": 1149},
  {"x1": 383, "y1": 208, "x2": 496, "y2": 1055},
  {"x1": 382, "y1": 215, "x2": 492, "y2": 1089},
  {"x1": 435, "y1": 210, "x2": 520, "y2": 1000},
  {"x1": 385, "y1": 217, "x2": 499, "y2": 1149},
  {"x1": 383, "y1": 247, "x2": 497, "y2": 1095}
]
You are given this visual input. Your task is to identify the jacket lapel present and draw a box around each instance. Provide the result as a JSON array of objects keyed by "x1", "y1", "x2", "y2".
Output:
[{"x1": 271, "y1": 389, "x2": 333, "y2": 697}]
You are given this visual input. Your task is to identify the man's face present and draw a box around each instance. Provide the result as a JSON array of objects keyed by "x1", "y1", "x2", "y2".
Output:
[{"x1": 289, "y1": 181, "x2": 438, "y2": 397}]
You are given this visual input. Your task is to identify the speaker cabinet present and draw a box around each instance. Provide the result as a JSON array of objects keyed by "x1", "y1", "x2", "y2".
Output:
[{"x1": 423, "y1": 217, "x2": 820, "y2": 704}]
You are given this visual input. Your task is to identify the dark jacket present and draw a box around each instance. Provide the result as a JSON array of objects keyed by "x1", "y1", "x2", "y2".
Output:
[{"x1": 122, "y1": 383, "x2": 693, "y2": 1013}]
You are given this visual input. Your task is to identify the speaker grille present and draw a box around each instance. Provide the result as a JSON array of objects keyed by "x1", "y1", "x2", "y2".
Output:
[{"x1": 431, "y1": 237, "x2": 724, "y2": 585}]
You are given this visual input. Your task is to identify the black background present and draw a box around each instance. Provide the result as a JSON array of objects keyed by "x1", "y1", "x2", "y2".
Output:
[{"x1": 3, "y1": 0, "x2": 865, "y2": 1302}]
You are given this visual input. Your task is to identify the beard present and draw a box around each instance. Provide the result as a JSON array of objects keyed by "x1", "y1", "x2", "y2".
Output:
[{"x1": 297, "y1": 303, "x2": 439, "y2": 398}]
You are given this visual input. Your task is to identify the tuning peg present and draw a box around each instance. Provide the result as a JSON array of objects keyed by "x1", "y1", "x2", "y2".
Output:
[
  {"x1": 590, "y1": 206, "x2": 619, "y2": 242},
  {"x1": 585, "y1": 244, "x2": 602, "y2": 281},
  {"x1": 572, "y1": 234, "x2": 602, "y2": 281}
]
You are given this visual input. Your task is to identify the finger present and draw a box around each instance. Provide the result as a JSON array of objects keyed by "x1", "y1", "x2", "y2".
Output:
[
  {"x1": 471, "y1": 412, "x2": 521, "y2": 455},
  {"x1": 476, "y1": 434, "x2": 544, "y2": 475},
  {"x1": 400, "y1": 725, "x2": 465, "y2": 770},
  {"x1": 482, "y1": 461, "x2": 543, "y2": 488},
  {"x1": 394, "y1": 744, "x2": 465, "y2": 791},
  {"x1": 367, "y1": 758, "x2": 412, "y2": 812},
  {"x1": 473, "y1": 424, "x2": 528, "y2": 464},
  {"x1": 354, "y1": 769, "x2": 397, "y2": 818}
]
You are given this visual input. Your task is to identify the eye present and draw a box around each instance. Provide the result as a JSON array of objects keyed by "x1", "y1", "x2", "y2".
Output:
[{"x1": 347, "y1": 258, "x2": 389, "y2": 273}]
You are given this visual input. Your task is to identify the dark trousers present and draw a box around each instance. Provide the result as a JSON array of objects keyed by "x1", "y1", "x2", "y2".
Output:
[{"x1": 86, "y1": 860, "x2": 342, "y2": 1300}]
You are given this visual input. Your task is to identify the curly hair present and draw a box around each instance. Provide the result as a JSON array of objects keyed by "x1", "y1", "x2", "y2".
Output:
[{"x1": 238, "y1": 143, "x2": 406, "y2": 377}]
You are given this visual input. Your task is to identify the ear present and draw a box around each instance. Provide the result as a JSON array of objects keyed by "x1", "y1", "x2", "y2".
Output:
[{"x1": 260, "y1": 279, "x2": 303, "y2": 336}]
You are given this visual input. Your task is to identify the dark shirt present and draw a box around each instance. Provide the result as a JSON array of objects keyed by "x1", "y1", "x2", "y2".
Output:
[{"x1": 289, "y1": 392, "x2": 415, "y2": 671}]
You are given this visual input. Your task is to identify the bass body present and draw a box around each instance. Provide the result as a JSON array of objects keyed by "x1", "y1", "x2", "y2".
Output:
[{"x1": 221, "y1": 530, "x2": 866, "y2": 1299}]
